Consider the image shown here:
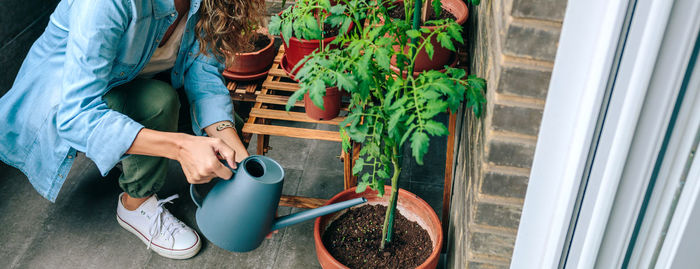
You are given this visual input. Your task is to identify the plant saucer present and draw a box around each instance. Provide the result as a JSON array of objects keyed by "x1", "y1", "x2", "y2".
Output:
[
  {"x1": 279, "y1": 55, "x2": 298, "y2": 81},
  {"x1": 222, "y1": 68, "x2": 271, "y2": 82}
]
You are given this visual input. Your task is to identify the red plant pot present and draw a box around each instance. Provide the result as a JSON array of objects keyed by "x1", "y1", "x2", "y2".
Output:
[
  {"x1": 304, "y1": 87, "x2": 341, "y2": 120},
  {"x1": 390, "y1": 53, "x2": 458, "y2": 78},
  {"x1": 278, "y1": 11, "x2": 355, "y2": 75},
  {"x1": 390, "y1": 0, "x2": 468, "y2": 72},
  {"x1": 314, "y1": 186, "x2": 443, "y2": 269},
  {"x1": 223, "y1": 34, "x2": 276, "y2": 81}
]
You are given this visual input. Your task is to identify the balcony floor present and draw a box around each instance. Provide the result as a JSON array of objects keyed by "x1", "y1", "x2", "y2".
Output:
[{"x1": 0, "y1": 120, "x2": 447, "y2": 268}]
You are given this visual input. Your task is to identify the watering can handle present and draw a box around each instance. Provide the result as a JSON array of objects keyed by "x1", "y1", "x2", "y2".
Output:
[
  {"x1": 190, "y1": 184, "x2": 205, "y2": 208},
  {"x1": 189, "y1": 161, "x2": 238, "y2": 208}
]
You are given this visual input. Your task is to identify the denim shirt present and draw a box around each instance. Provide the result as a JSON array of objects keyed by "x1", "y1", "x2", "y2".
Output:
[{"x1": 0, "y1": 0, "x2": 234, "y2": 202}]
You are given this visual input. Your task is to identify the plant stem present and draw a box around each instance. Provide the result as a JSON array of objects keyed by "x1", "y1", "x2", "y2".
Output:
[
  {"x1": 380, "y1": 147, "x2": 401, "y2": 250},
  {"x1": 421, "y1": 0, "x2": 430, "y2": 22}
]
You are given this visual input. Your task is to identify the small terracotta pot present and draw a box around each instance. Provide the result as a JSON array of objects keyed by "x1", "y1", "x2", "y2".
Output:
[
  {"x1": 304, "y1": 87, "x2": 341, "y2": 120},
  {"x1": 224, "y1": 34, "x2": 276, "y2": 79},
  {"x1": 314, "y1": 186, "x2": 443, "y2": 269},
  {"x1": 389, "y1": 0, "x2": 468, "y2": 72},
  {"x1": 279, "y1": 11, "x2": 355, "y2": 74}
]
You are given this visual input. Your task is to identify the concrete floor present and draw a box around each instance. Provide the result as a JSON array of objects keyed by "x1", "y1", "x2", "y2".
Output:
[{"x1": 0, "y1": 119, "x2": 447, "y2": 269}]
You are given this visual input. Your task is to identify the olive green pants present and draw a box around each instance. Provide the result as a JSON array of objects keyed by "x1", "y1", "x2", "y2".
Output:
[
  {"x1": 104, "y1": 78, "x2": 180, "y2": 198},
  {"x1": 103, "y1": 78, "x2": 245, "y2": 198}
]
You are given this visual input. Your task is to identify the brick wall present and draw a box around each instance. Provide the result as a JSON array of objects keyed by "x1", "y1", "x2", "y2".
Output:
[
  {"x1": 0, "y1": 1, "x2": 58, "y2": 96},
  {"x1": 448, "y1": 0, "x2": 567, "y2": 267}
]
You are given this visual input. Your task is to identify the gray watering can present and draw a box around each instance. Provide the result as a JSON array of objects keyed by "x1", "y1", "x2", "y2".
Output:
[{"x1": 190, "y1": 155, "x2": 366, "y2": 252}]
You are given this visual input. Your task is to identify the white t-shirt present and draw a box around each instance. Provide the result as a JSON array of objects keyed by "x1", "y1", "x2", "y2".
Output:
[{"x1": 138, "y1": 17, "x2": 188, "y2": 78}]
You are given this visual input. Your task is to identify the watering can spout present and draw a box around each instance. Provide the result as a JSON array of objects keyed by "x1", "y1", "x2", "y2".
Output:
[{"x1": 271, "y1": 197, "x2": 367, "y2": 231}]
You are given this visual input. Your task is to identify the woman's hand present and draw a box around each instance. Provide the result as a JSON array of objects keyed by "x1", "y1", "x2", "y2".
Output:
[
  {"x1": 125, "y1": 129, "x2": 237, "y2": 184},
  {"x1": 176, "y1": 135, "x2": 236, "y2": 184}
]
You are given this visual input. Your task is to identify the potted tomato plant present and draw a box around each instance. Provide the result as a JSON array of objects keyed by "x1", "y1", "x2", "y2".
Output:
[
  {"x1": 386, "y1": 0, "x2": 469, "y2": 73},
  {"x1": 269, "y1": 0, "x2": 353, "y2": 120},
  {"x1": 287, "y1": 0, "x2": 485, "y2": 267}
]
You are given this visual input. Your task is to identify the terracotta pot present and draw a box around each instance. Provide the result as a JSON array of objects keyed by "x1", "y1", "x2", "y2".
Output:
[
  {"x1": 304, "y1": 87, "x2": 341, "y2": 120},
  {"x1": 390, "y1": 53, "x2": 458, "y2": 78},
  {"x1": 223, "y1": 34, "x2": 276, "y2": 80},
  {"x1": 314, "y1": 186, "x2": 443, "y2": 269},
  {"x1": 390, "y1": 0, "x2": 468, "y2": 72},
  {"x1": 279, "y1": 12, "x2": 355, "y2": 74}
]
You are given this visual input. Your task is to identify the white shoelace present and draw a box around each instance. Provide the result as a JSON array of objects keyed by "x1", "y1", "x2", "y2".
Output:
[{"x1": 147, "y1": 194, "x2": 184, "y2": 249}]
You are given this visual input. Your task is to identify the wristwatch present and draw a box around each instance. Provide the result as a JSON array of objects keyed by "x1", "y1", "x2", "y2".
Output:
[{"x1": 215, "y1": 121, "x2": 235, "y2": 131}]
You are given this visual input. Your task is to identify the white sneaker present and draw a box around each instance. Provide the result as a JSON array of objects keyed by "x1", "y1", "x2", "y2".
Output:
[{"x1": 116, "y1": 193, "x2": 201, "y2": 259}]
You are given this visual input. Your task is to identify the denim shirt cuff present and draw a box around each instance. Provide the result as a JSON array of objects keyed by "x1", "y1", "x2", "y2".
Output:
[
  {"x1": 86, "y1": 114, "x2": 144, "y2": 176},
  {"x1": 190, "y1": 94, "x2": 234, "y2": 136}
]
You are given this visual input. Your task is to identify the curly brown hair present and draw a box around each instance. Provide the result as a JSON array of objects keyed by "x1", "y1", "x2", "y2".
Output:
[{"x1": 195, "y1": 0, "x2": 266, "y2": 66}]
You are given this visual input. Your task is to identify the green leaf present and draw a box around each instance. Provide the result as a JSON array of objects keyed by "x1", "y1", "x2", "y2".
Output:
[
  {"x1": 282, "y1": 19, "x2": 293, "y2": 46},
  {"x1": 303, "y1": 15, "x2": 322, "y2": 40},
  {"x1": 424, "y1": 99, "x2": 448, "y2": 118},
  {"x1": 309, "y1": 80, "x2": 326, "y2": 109},
  {"x1": 447, "y1": 67, "x2": 466, "y2": 79},
  {"x1": 330, "y1": 4, "x2": 346, "y2": 15},
  {"x1": 437, "y1": 32, "x2": 455, "y2": 51},
  {"x1": 406, "y1": 30, "x2": 421, "y2": 39},
  {"x1": 286, "y1": 88, "x2": 307, "y2": 111},
  {"x1": 327, "y1": 14, "x2": 345, "y2": 27},
  {"x1": 353, "y1": 157, "x2": 365, "y2": 175},
  {"x1": 425, "y1": 42, "x2": 434, "y2": 60},
  {"x1": 375, "y1": 47, "x2": 391, "y2": 71},
  {"x1": 377, "y1": 169, "x2": 390, "y2": 179},
  {"x1": 432, "y1": 0, "x2": 442, "y2": 18},
  {"x1": 356, "y1": 180, "x2": 369, "y2": 193},
  {"x1": 376, "y1": 181, "x2": 386, "y2": 196},
  {"x1": 410, "y1": 131, "x2": 430, "y2": 165},
  {"x1": 336, "y1": 73, "x2": 357, "y2": 92},
  {"x1": 340, "y1": 18, "x2": 352, "y2": 37},
  {"x1": 269, "y1": 16, "x2": 281, "y2": 35},
  {"x1": 340, "y1": 128, "x2": 351, "y2": 152},
  {"x1": 446, "y1": 23, "x2": 463, "y2": 44},
  {"x1": 470, "y1": 0, "x2": 481, "y2": 5},
  {"x1": 424, "y1": 120, "x2": 448, "y2": 136},
  {"x1": 400, "y1": 125, "x2": 417, "y2": 146}
]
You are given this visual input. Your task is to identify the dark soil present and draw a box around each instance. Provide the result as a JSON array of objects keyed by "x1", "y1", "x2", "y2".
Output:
[
  {"x1": 322, "y1": 204, "x2": 433, "y2": 269},
  {"x1": 240, "y1": 33, "x2": 271, "y2": 53},
  {"x1": 388, "y1": 2, "x2": 457, "y2": 21}
]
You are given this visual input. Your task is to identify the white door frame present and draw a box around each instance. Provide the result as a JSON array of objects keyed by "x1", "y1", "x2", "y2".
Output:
[{"x1": 510, "y1": 0, "x2": 700, "y2": 267}]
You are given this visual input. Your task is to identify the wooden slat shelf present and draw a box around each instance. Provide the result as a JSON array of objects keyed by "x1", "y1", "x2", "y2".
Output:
[
  {"x1": 262, "y1": 80, "x2": 299, "y2": 92},
  {"x1": 249, "y1": 108, "x2": 343, "y2": 125},
  {"x1": 256, "y1": 95, "x2": 304, "y2": 107},
  {"x1": 227, "y1": 80, "x2": 261, "y2": 102},
  {"x1": 279, "y1": 195, "x2": 328, "y2": 209},
  {"x1": 243, "y1": 123, "x2": 341, "y2": 142}
]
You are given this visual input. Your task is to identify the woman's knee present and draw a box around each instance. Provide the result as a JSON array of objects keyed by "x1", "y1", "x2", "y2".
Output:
[{"x1": 137, "y1": 80, "x2": 181, "y2": 130}]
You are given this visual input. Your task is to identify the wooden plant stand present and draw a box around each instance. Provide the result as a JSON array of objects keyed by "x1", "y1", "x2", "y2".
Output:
[{"x1": 239, "y1": 47, "x2": 360, "y2": 209}]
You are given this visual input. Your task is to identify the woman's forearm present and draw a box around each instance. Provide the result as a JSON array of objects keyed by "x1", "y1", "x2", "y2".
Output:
[
  {"x1": 126, "y1": 128, "x2": 184, "y2": 160},
  {"x1": 126, "y1": 127, "x2": 237, "y2": 182},
  {"x1": 204, "y1": 121, "x2": 248, "y2": 162}
]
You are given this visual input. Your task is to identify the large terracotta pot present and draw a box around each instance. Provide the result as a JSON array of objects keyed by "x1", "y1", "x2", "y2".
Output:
[
  {"x1": 314, "y1": 186, "x2": 443, "y2": 269},
  {"x1": 390, "y1": 0, "x2": 468, "y2": 72},
  {"x1": 223, "y1": 33, "x2": 276, "y2": 81},
  {"x1": 304, "y1": 87, "x2": 341, "y2": 120}
]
